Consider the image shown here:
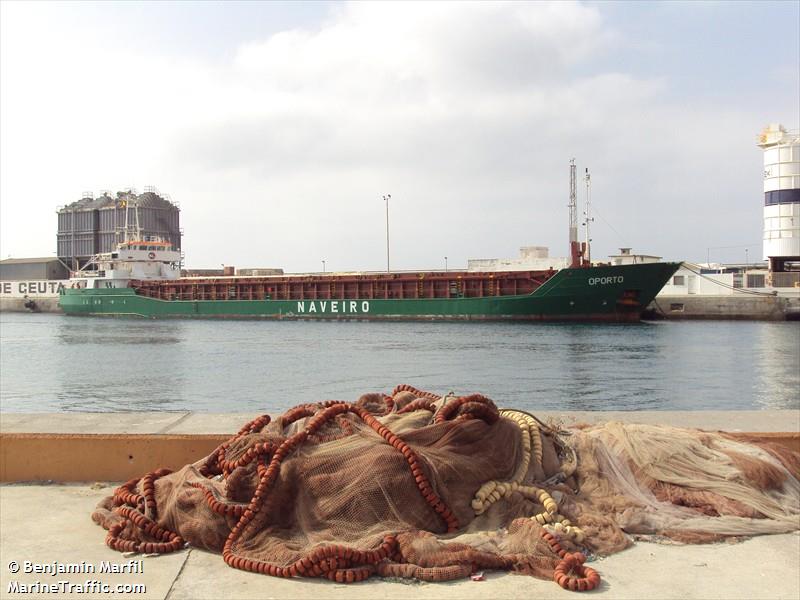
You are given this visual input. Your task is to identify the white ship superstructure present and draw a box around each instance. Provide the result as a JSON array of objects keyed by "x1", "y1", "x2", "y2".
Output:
[{"x1": 70, "y1": 201, "x2": 182, "y2": 289}]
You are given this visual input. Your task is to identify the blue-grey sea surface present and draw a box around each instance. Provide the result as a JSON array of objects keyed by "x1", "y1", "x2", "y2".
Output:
[{"x1": 0, "y1": 313, "x2": 798, "y2": 413}]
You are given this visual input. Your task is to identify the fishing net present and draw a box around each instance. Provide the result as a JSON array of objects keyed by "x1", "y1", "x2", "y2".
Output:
[{"x1": 91, "y1": 385, "x2": 800, "y2": 592}]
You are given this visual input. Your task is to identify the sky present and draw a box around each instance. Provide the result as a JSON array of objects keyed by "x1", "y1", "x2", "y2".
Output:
[{"x1": 1, "y1": 1, "x2": 798, "y2": 271}]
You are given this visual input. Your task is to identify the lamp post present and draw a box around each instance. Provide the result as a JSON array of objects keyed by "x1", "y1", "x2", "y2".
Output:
[
  {"x1": 444, "y1": 256, "x2": 448, "y2": 272},
  {"x1": 383, "y1": 194, "x2": 391, "y2": 273},
  {"x1": 322, "y1": 260, "x2": 326, "y2": 273}
]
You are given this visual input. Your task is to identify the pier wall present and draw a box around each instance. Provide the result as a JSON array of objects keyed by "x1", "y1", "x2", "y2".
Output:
[
  {"x1": 646, "y1": 294, "x2": 800, "y2": 320},
  {"x1": 1, "y1": 411, "x2": 797, "y2": 482},
  {"x1": 0, "y1": 297, "x2": 62, "y2": 313}
]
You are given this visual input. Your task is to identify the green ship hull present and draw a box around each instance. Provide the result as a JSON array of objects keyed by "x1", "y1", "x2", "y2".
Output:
[{"x1": 59, "y1": 262, "x2": 680, "y2": 322}]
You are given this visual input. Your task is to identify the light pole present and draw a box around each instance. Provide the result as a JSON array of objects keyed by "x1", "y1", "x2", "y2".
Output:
[
  {"x1": 444, "y1": 256, "x2": 448, "y2": 272},
  {"x1": 383, "y1": 194, "x2": 391, "y2": 273},
  {"x1": 322, "y1": 260, "x2": 326, "y2": 273},
  {"x1": 744, "y1": 248, "x2": 748, "y2": 268}
]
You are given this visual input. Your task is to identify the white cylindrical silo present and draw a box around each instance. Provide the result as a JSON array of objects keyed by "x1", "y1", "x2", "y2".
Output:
[{"x1": 757, "y1": 124, "x2": 800, "y2": 267}]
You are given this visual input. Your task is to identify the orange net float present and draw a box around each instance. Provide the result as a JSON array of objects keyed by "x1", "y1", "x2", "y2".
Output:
[
  {"x1": 327, "y1": 566, "x2": 375, "y2": 583},
  {"x1": 200, "y1": 413, "x2": 277, "y2": 478},
  {"x1": 224, "y1": 535, "x2": 396, "y2": 580},
  {"x1": 105, "y1": 505, "x2": 185, "y2": 555},
  {"x1": 542, "y1": 531, "x2": 601, "y2": 592},
  {"x1": 280, "y1": 405, "x2": 317, "y2": 430},
  {"x1": 112, "y1": 477, "x2": 142, "y2": 507},
  {"x1": 113, "y1": 467, "x2": 171, "y2": 518},
  {"x1": 216, "y1": 440, "x2": 277, "y2": 473},
  {"x1": 235, "y1": 414, "x2": 271, "y2": 436},
  {"x1": 391, "y1": 384, "x2": 441, "y2": 400},
  {"x1": 433, "y1": 394, "x2": 496, "y2": 423},
  {"x1": 396, "y1": 397, "x2": 437, "y2": 414},
  {"x1": 307, "y1": 413, "x2": 359, "y2": 444},
  {"x1": 450, "y1": 400, "x2": 500, "y2": 424},
  {"x1": 189, "y1": 481, "x2": 245, "y2": 517}
]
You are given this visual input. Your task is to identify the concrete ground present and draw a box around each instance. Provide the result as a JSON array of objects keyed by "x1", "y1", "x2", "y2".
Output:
[
  {"x1": 1, "y1": 410, "x2": 798, "y2": 599},
  {"x1": 0, "y1": 484, "x2": 798, "y2": 600}
]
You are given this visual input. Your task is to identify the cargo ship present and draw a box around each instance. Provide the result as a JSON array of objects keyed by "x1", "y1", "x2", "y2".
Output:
[
  {"x1": 60, "y1": 261, "x2": 679, "y2": 321},
  {"x1": 60, "y1": 167, "x2": 680, "y2": 322}
]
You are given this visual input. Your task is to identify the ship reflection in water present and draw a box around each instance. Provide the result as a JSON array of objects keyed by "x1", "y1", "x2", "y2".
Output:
[
  {"x1": 755, "y1": 323, "x2": 800, "y2": 410},
  {"x1": 0, "y1": 313, "x2": 797, "y2": 413}
]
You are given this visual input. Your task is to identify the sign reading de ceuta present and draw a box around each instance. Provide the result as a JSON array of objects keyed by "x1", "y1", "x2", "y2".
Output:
[{"x1": 0, "y1": 280, "x2": 68, "y2": 298}]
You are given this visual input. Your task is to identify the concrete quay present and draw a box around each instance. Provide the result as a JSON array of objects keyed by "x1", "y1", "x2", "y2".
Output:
[
  {"x1": 3, "y1": 410, "x2": 799, "y2": 482},
  {"x1": 3, "y1": 409, "x2": 799, "y2": 435},
  {"x1": 0, "y1": 297, "x2": 61, "y2": 313},
  {"x1": 645, "y1": 294, "x2": 800, "y2": 320},
  {"x1": 1, "y1": 410, "x2": 798, "y2": 599}
]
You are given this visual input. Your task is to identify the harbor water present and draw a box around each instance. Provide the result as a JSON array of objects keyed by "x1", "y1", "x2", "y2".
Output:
[{"x1": 0, "y1": 312, "x2": 798, "y2": 413}]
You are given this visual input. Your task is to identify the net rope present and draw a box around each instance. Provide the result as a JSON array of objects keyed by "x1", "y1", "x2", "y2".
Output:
[{"x1": 92, "y1": 385, "x2": 800, "y2": 592}]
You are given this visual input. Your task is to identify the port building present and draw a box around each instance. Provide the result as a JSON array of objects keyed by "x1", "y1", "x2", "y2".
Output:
[{"x1": 0, "y1": 257, "x2": 68, "y2": 281}]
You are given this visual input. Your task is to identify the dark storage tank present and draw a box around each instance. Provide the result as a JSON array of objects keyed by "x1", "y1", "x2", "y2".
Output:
[{"x1": 57, "y1": 188, "x2": 181, "y2": 270}]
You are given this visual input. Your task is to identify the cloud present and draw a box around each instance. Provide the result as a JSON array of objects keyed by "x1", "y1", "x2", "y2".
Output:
[
  {"x1": 171, "y1": 2, "x2": 640, "y2": 183},
  {"x1": 234, "y1": 2, "x2": 609, "y2": 90}
]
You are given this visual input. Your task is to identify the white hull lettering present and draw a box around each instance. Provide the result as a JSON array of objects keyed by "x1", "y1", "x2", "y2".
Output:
[
  {"x1": 588, "y1": 276, "x2": 624, "y2": 286},
  {"x1": 295, "y1": 300, "x2": 370, "y2": 314}
]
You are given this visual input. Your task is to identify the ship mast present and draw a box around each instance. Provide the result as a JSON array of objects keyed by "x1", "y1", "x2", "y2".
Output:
[
  {"x1": 584, "y1": 168, "x2": 593, "y2": 264},
  {"x1": 569, "y1": 159, "x2": 580, "y2": 267}
]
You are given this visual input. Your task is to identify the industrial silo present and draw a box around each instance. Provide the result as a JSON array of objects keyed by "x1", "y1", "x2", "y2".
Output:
[{"x1": 57, "y1": 187, "x2": 181, "y2": 270}]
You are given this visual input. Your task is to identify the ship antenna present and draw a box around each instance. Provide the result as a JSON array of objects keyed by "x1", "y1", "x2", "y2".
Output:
[
  {"x1": 584, "y1": 168, "x2": 593, "y2": 264},
  {"x1": 123, "y1": 199, "x2": 130, "y2": 243},
  {"x1": 135, "y1": 200, "x2": 142, "y2": 241},
  {"x1": 569, "y1": 159, "x2": 579, "y2": 267}
]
